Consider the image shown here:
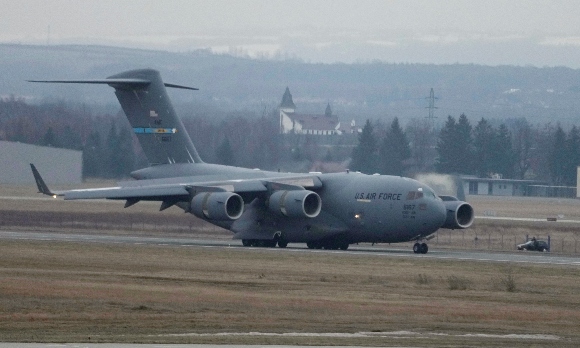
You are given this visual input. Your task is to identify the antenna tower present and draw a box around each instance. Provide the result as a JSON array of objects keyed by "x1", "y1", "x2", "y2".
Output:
[{"x1": 426, "y1": 88, "x2": 437, "y2": 123}]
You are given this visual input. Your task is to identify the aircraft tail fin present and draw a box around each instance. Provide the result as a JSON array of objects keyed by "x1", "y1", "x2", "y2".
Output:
[{"x1": 29, "y1": 69, "x2": 203, "y2": 166}]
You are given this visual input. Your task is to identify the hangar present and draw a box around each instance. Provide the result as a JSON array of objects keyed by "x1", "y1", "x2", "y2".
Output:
[{"x1": 0, "y1": 141, "x2": 82, "y2": 185}]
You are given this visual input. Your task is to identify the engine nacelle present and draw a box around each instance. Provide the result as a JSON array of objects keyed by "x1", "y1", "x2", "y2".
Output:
[
  {"x1": 191, "y1": 192, "x2": 244, "y2": 221},
  {"x1": 441, "y1": 200, "x2": 474, "y2": 229},
  {"x1": 268, "y1": 190, "x2": 321, "y2": 218}
]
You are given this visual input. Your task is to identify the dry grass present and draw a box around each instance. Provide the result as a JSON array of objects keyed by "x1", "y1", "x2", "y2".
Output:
[{"x1": 1, "y1": 239, "x2": 580, "y2": 346}]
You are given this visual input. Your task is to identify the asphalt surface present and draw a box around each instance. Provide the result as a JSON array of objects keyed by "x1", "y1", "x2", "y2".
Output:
[
  {"x1": 1, "y1": 230, "x2": 579, "y2": 266},
  {"x1": 0, "y1": 345, "x2": 399, "y2": 348}
]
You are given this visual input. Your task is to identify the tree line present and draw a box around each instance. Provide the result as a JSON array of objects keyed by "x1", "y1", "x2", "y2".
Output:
[
  {"x1": 351, "y1": 113, "x2": 580, "y2": 186},
  {"x1": 0, "y1": 97, "x2": 284, "y2": 178},
  {"x1": 2, "y1": 96, "x2": 579, "y2": 185}
]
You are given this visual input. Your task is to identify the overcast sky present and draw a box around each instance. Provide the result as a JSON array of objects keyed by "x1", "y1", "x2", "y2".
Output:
[{"x1": 2, "y1": 0, "x2": 580, "y2": 67}]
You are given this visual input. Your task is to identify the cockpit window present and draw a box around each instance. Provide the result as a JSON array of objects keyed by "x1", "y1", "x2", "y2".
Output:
[
  {"x1": 407, "y1": 188, "x2": 437, "y2": 200},
  {"x1": 406, "y1": 190, "x2": 423, "y2": 200},
  {"x1": 424, "y1": 190, "x2": 436, "y2": 199}
]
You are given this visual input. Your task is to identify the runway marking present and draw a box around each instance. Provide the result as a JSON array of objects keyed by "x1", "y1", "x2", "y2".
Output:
[
  {"x1": 477, "y1": 215, "x2": 580, "y2": 223},
  {"x1": 159, "y1": 330, "x2": 560, "y2": 341}
]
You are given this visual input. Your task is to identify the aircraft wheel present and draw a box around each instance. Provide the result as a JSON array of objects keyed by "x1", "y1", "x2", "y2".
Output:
[
  {"x1": 420, "y1": 243, "x2": 428, "y2": 254},
  {"x1": 242, "y1": 239, "x2": 251, "y2": 247},
  {"x1": 413, "y1": 242, "x2": 421, "y2": 254},
  {"x1": 339, "y1": 243, "x2": 349, "y2": 251},
  {"x1": 278, "y1": 240, "x2": 288, "y2": 248},
  {"x1": 306, "y1": 242, "x2": 315, "y2": 249}
]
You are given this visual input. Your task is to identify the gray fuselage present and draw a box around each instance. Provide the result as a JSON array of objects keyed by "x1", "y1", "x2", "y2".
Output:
[{"x1": 131, "y1": 163, "x2": 447, "y2": 244}]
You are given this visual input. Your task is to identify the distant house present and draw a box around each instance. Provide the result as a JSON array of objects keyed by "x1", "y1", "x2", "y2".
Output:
[
  {"x1": 0, "y1": 141, "x2": 82, "y2": 185},
  {"x1": 461, "y1": 176, "x2": 549, "y2": 197},
  {"x1": 279, "y1": 87, "x2": 359, "y2": 135}
]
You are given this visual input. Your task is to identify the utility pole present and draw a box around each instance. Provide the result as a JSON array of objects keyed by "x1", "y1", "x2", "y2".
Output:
[{"x1": 426, "y1": 88, "x2": 437, "y2": 124}]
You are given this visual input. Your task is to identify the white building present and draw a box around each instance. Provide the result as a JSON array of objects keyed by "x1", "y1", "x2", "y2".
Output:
[
  {"x1": 461, "y1": 176, "x2": 548, "y2": 197},
  {"x1": 279, "y1": 87, "x2": 359, "y2": 135}
]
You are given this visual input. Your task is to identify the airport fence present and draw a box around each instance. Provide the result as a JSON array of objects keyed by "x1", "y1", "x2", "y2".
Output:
[{"x1": 431, "y1": 227, "x2": 580, "y2": 254}]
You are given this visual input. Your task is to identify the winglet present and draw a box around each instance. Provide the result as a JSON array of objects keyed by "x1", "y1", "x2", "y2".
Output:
[{"x1": 30, "y1": 164, "x2": 56, "y2": 196}]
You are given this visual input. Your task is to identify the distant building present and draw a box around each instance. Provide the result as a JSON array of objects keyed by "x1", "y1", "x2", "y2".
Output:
[
  {"x1": 461, "y1": 176, "x2": 554, "y2": 197},
  {"x1": 279, "y1": 87, "x2": 359, "y2": 135},
  {"x1": 0, "y1": 141, "x2": 82, "y2": 185}
]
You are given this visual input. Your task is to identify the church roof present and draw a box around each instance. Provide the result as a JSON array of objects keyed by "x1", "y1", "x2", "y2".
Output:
[
  {"x1": 280, "y1": 87, "x2": 296, "y2": 109},
  {"x1": 290, "y1": 113, "x2": 339, "y2": 131},
  {"x1": 325, "y1": 103, "x2": 332, "y2": 117}
]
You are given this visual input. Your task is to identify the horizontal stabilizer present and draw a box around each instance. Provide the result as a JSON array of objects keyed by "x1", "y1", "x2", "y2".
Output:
[
  {"x1": 28, "y1": 79, "x2": 198, "y2": 90},
  {"x1": 163, "y1": 83, "x2": 199, "y2": 91}
]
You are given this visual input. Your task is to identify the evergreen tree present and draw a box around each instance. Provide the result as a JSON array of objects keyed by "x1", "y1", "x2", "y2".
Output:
[
  {"x1": 549, "y1": 124, "x2": 567, "y2": 185},
  {"x1": 512, "y1": 118, "x2": 532, "y2": 179},
  {"x1": 494, "y1": 124, "x2": 515, "y2": 178},
  {"x1": 82, "y1": 131, "x2": 103, "y2": 178},
  {"x1": 436, "y1": 114, "x2": 474, "y2": 174},
  {"x1": 563, "y1": 125, "x2": 580, "y2": 185},
  {"x1": 60, "y1": 125, "x2": 82, "y2": 150},
  {"x1": 473, "y1": 118, "x2": 495, "y2": 177},
  {"x1": 406, "y1": 119, "x2": 437, "y2": 174},
  {"x1": 105, "y1": 123, "x2": 135, "y2": 178},
  {"x1": 216, "y1": 137, "x2": 235, "y2": 166},
  {"x1": 379, "y1": 117, "x2": 411, "y2": 176},
  {"x1": 455, "y1": 113, "x2": 475, "y2": 174},
  {"x1": 116, "y1": 126, "x2": 136, "y2": 177},
  {"x1": 435, "y1": 116, "x2": 461, "y2": 173},
  {"x1": 350, "y1": 119, "x2": 378, "y2": 173},
  {"x1": 105, "y1": 123, "x2": 119, "y2": 178},
  {"x1": 41, "y1": 127, "x2": 59, "y2": 147}
]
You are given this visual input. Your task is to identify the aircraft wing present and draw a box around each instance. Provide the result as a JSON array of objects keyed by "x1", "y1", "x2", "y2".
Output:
[
  {"x1": 62, "y1": 185, "x2": 192, "y2": 200},
  {"x1": 31, "y1": 163, "x2": 321, "y2": 209}
]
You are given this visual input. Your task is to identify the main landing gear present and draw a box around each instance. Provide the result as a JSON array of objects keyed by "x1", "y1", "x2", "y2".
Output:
[
  {"x1": 413, "y1": 242, "x2": 428, "y2": 254},
  {"x1": 306, "y1": 240, "x2": 349, "y2": 251},
  {"x1": 241, "y1": 239, "x2": 287, "y2": 248}
]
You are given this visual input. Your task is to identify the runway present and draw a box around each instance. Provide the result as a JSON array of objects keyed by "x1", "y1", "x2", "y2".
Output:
[{"x1": 1, "y1": 229, "x2": 579, "y2": 266}]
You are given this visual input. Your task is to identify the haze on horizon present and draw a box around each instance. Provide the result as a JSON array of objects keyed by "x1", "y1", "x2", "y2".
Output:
[{"x1": 1, "y1": 0, "x2": 580, "y2": 68}]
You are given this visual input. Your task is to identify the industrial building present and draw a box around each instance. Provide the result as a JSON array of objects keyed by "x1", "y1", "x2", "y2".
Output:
[{"x1": 0, "y1": 141, "x2": 82, "y2": 185}]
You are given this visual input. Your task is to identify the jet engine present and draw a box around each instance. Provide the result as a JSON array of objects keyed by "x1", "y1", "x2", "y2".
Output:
[
  {"x1": 191, "y1": 192, "x2": 244, "y2": 221},
  {"x1": 440, "y1": 200, "x2": 474, "y2": 229},
  {"x1": 268, "y1": 190, "x2": 321, "y2": 218}
]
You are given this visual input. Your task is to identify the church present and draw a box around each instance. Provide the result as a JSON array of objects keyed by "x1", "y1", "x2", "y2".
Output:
[{"x1": 278, "y1": 87, "x2": 358, "y2": 135}]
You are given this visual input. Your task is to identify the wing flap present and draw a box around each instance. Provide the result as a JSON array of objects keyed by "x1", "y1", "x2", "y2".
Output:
[{"x1": 63, "y1": 185, "x2": 190, "y2": 200}]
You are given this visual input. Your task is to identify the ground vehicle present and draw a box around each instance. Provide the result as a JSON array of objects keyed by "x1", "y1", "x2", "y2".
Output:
[{"x1": 517, "y1": 240, "x2": 550, "y2": 252}]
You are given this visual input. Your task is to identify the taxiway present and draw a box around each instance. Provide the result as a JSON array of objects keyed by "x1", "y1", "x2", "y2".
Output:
[{"x1": 1, "y1": 230, "x2": 578, "y2": 266}]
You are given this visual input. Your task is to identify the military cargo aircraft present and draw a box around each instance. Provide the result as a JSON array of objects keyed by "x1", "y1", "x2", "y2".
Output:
[{"x1": 29, "y1": 69, "x2": 474, "y2": 253}]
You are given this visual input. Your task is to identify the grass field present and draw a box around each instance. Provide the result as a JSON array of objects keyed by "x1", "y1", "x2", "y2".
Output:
[
  {"x1": 1, "y1": 184, "x2": 580, "y2": 346},
  {"x1": 1, "y1": 239, "x2": 579, "y2": 346}
]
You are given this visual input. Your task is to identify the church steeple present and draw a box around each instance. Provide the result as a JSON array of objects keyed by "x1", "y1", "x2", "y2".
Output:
[
  {"x1": 280, "y1": 87, "x2": 296, "y2": 110},
  {"x1": 325, "y1": 102, "x2": 332, "y2": 117}
]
